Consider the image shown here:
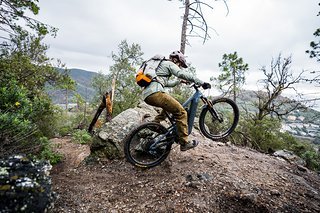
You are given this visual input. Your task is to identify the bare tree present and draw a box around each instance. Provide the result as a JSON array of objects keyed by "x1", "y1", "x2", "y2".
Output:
[
  {"x1": 254, "y1": 55, "x2": 306, "y2": 121},
  {"x1": 173, "y1": 0, "x2": 228, "y2": 54}
]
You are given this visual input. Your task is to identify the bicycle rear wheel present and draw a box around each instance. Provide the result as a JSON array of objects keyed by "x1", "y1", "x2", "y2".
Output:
[
  {"x1": 199, "y1": 97, "x2": 239, "y2": 140},
  {"x1": 123, "y1": 122, "x2": 172, "y2": 168}
]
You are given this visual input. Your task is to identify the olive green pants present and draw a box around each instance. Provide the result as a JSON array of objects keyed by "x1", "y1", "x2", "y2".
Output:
[{"x1": 145, "y1": 92, "x2": 188, "y2": 144}]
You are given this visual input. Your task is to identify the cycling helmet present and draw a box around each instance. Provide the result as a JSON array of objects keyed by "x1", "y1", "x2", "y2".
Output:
[{"x1": 169, "y1": 50, "x2": 188, "y2": 68}]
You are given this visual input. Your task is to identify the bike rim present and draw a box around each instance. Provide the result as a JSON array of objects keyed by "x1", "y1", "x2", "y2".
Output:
[
  {"x1": 126, "y1": 124, "x2": 172, "y2": 167},
  {"x1": 202, "y1": 101, "x2": 237, "y2": 138}
]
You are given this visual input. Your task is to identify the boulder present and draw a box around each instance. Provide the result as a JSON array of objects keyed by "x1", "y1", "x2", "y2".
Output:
[
  {"x1": 273, "y1": 149, "x2": 306, "y2": 166},
  {"x1": 0, "y1": 155, "x2": 54, "y2": 212},
  {"x1": 90, "y1": 102, "x2": 159, "y2": 159}
]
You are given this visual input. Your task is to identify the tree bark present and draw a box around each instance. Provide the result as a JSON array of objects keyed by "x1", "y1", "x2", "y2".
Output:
[
  {"x1": 180, "y1": 0, "x2": 189, "y2": 54},
  {"x1": 233, "y1": 68, "x2": 236, "y2": 103}
]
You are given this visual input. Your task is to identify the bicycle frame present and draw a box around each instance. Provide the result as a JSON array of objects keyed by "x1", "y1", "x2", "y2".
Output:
[
  {"x1": 165, "y1": 84, "x2": 211, "y2": 135},
  {"x1": 149, "y1": 84, "x2": 220, "y2": 151}
]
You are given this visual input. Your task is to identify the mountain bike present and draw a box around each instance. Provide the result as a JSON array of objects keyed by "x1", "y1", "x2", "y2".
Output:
[{"x1": 124, "y1": 84, "x2": 239, "y2": 168}]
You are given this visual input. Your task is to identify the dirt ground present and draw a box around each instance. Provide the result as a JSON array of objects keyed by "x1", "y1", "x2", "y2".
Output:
[{"x1": 49, "y1": 137, "x2": 320, "y2": 213}]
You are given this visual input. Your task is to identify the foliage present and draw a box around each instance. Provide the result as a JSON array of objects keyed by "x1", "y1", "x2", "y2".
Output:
[
  {"x1": 55, "y1": 67, "x2": 77, "y2": 110},
  {"x1": 72, "y1": 129, "x2": 92, "y2": 145},
  {"x1": 232, "y1": 108, "x2": 320, "y2": 171},
  {"x1": 232, "y1": 115, "x2": 287, "y2": 151},
  {"x1": 91, "y1": 72, "x2": 111, "y2": 105},
  {"x1": 306, "y1": 3, "x2": 320, "y2": 63},
  {"x1": 212, "y1": 52, "x2": 248, "y2": 102},
  {"x1": 0, "y1": 0, "x2": 57, "y2": 42},
  {"x1": 302, "y1": 150, "x2": 320, "y2": 171},
  {"x1": 0, "y1": 76, "x2": 64, "y2": 155},
  {"x1": 91, "y1": 40, "x2": 144, "y2": 117},
  {"x1": 0, "y1": 79, "x2": 36, "y2": 155},
  {"x1": 37, "y1": 137, "x2": 62, "y2": 165},
  {"x1": 0, "y1": 35, "x2": 70, "y2": 95},
  {"x1": 52, "y1": 108, "x2": 92, "y2": 137},
  {"x1": 0, "y1": 5, "x2": 74, "y2": 158}
]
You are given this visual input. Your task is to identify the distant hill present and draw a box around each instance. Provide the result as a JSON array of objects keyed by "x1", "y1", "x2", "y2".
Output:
[
  {"x1": 68, "y1": 68, "x2": 97, "y2": 100},
  {"x1": 48, "y1": 68, "x2": 98, "y2": 104}
]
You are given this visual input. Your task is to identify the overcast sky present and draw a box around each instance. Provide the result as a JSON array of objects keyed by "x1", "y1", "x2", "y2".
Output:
[{"x1": 36, "y1": 0, "x2": 319, "y2": 105}]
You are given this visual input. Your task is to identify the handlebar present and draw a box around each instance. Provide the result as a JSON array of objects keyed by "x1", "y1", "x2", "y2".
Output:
[{"x1": 187, "y1": 82, "x2": 211, "y2": 90}]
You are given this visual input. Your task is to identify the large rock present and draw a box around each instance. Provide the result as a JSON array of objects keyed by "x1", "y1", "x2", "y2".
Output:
[
  {"x1": 90, "y1": 102, "x2": 159, "y2": 159},
  {"x1": 273, "y1": 149, "x2": 306, "y2": 166},
  {"x1": 0, "y1": 155, "x2": 54, "y2": 212}
]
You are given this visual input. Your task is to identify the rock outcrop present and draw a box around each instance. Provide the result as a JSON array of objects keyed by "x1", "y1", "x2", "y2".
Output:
[
  {"x1": 90, "y1": 102, "x2": 159, "y2": 159},
  {"x1": 0, "y1": 155, "x2": 54, "y2": 212}
]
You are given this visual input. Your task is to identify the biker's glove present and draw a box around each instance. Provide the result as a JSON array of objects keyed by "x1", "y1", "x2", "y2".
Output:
[{"x1": 202, "y1": 82, "x2": 211, "y2": 89}]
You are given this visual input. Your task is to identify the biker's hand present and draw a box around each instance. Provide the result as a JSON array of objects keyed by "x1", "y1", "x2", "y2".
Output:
[{"x1": 202, "y1": 82, "x2": 211, "y2": 89}]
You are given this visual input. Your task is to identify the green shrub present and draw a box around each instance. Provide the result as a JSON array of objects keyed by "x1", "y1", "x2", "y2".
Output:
[
  {"x1": 302, "y1": 150, "x2": 320, "y2": 171},
  {"x1": 30, "y1": 96, "x2": 60, "y2": 138},
  {"x1": 52, "y1": 109, "x2": 92, "y2": 137},
  {"x1": 37, "y1": 137, "x2": 62, "y2": 165},
  {"x1": 72, "y1": 129, "x2": 92, "y2": 144},
  {"x1": 53, "y1": 111, "x2": 73, "y2": 136},
  {"x1": 0, "y1": 80, "x2": 38, "y2": 156},
  {"x1": 231, "y1": 115, "x2": 288, "y2": 151},
  {"x1": 0, "y1": 79, "x2": 66, "y2": 157},
  {"x1": 232, "y1": 112, "x2": 320, "y2": 171}
]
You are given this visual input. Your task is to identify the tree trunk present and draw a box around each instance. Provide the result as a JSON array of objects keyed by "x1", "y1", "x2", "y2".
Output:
[
  {"x1": 180, "y1": 0, "x2": 190, "y2": 54},
  {"x1": 233, "y1": 68, "x2": 236, "y2": 103},
  {"x1": 84, "y1": 88, "x2": 87, "y2": 120},
  {"x1": 65, "y1": 89, "x2": 69, "y2": 111},
  {"x1": 111, "y1": 74, "x2": 116, "y2": 107}
]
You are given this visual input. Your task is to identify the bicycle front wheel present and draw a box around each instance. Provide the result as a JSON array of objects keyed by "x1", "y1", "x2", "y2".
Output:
[
  {"x1": 123, "y1": 122, "x2": 172, "y2": 168},
  {"x1": 199, "y1": 97, "x2": 239, "y2": 140}
]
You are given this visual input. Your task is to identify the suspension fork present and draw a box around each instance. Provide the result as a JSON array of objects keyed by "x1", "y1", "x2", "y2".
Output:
[{"x1": 201, "y1": 97, "x2": 223, "y2": 123}]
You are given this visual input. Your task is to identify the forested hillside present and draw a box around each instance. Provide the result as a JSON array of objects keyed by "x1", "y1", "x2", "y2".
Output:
[{"x1": 48, "y1": 68, "x2": 97, "y2": 104}]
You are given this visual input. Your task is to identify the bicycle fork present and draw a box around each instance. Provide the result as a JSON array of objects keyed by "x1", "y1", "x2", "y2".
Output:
[{"x1": 201, "y1": 97, "x2": 223, "y2": 123}]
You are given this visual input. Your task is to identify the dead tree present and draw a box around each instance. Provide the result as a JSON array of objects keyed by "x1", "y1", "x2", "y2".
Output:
[
  {"x1": 88, "y1": 90, "x2": 113, "y2": 134},
  {"x1": 254, "y1": 55, "x2": 306, "y2": 121},
  {"x1": 177, "y1": 0, "x2": 228, "y2": 53}
]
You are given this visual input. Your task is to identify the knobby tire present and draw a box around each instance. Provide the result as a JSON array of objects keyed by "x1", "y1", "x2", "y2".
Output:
[
  {"x1": 199, "y1": 97, "x2": 239, "y2": 140},
  {"x1": 123, "y1": 122, "x2": 172, "y2": 168}
]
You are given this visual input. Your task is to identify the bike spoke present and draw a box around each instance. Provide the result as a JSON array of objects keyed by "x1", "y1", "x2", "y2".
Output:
[
  {"x1": 124, "y1": 122, "x2": 173, "y2": 168},
  {"x1": 199, "y1": 98, "x2": 239, "y2": 140}
]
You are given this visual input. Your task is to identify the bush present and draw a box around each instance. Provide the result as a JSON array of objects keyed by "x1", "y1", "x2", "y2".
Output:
[
  {"x1": 0, "y1": 79, "x2": 64, "y2": 158},
  {"x1": 0, "y1": 80, "x2": 37, "y2": 156},
  {"x1": 30, "y1": 96, "x2": 60, "y2": 138},
  {"x1": 302, "y1": 150, "x2": 320, "y2": 171},
  {"x1": 72, "y1": 129, "x2": 92, "y2": 144},
  {"x1": 52, "y1": 109, "x2": 92, "y2": 137},
  {"x1": 232, "y1": 115, "x2": 289, "y2": 151},
  {"x1": 37, "y1": 137, "x2": 62, "y2": 165},
  {"x1": 232, "y1": 112, "x2": 320, "y2": 171}
]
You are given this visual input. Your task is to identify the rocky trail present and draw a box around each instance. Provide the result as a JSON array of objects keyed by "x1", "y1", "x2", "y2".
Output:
[{"x1": 49, "y1": 136, "x2": 320, "y2": 212}]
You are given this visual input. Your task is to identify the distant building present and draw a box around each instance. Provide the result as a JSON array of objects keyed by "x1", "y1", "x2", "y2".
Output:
[{"x1": 287, "y1": 115, "x2": 296, "y2": 121}]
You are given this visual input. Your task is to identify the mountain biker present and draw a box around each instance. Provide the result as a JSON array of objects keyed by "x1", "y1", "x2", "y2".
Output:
[{"x1": 142, "y1": 50, "x2": 211, "y2": 151}]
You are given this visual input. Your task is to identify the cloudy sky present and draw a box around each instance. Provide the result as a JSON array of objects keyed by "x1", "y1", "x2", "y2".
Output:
[{"x1": 36, "y1": 0, "x2": 319, "y2": 103}]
